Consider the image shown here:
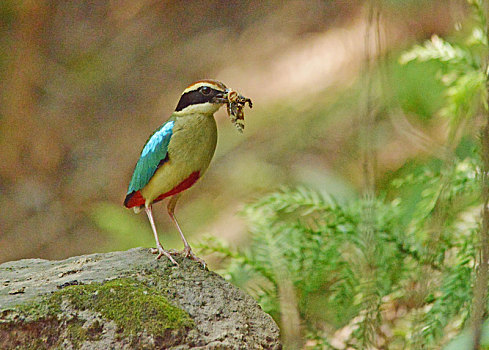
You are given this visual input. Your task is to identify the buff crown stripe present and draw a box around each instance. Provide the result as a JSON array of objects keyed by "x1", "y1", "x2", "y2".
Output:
[{"x1": 183, "y1": 80, "x2": 227, "y2": 94}]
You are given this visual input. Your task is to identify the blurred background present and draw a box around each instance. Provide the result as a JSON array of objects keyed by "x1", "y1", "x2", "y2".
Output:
[{"x1": 0, "y1": 0, "x2": 465, "y2": 263}]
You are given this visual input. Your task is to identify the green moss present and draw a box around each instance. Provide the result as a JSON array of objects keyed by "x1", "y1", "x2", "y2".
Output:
[
  {"x1": 16, "y1": 293, "x2": 63, "y2": 320},
  {"x1": 13, "y1": 278, "x2": 194, "y2": 340},
  {"x1": 61, "y1": 278, "x2": 194, "y2": 336},
  {"x1": 66, "y1": 320, "x2": 88, "y2": 348}
]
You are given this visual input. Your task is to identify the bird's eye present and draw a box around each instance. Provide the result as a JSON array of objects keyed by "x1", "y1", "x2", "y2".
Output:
[{"x1": 200, "y1": 86, "x2": 211, "y2": 95}]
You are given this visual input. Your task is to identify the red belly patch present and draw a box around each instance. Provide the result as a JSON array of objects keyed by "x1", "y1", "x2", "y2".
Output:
[{"x1": 124, "y1": 171, "x2": 200, "y2": 208}]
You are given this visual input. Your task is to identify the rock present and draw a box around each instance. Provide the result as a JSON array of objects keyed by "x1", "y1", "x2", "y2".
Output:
[{"x1": 0, "y1": 248, "x2": 282, "y2": 349}]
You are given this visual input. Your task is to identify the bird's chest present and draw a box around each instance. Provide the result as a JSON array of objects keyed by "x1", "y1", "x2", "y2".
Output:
[{"x1": 167, "y1": 114, "x2": 217, "y2": 171}]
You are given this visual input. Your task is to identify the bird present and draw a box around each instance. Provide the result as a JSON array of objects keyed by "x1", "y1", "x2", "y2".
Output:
[{"x1": 123, "y1": 79, "x2": 231, "y2": 266}]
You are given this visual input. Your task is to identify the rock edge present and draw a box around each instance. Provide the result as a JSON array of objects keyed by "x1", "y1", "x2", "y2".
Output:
[{"x1": 0, "y1": 248, "x2": 281, "y2": 349}]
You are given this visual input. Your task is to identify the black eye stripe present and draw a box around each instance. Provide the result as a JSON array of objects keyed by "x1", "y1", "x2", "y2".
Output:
[{"x1": 175, "y1": 87, "x2": 224, "y2": 112}]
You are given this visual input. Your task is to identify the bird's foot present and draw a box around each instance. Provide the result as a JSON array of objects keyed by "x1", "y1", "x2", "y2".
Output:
[
  {"x1": 150, "y1": 246, "x2": 179, "y2": 266},
  {"x1": 182, "y1": 246, "x2": 206, "y2": 268}
]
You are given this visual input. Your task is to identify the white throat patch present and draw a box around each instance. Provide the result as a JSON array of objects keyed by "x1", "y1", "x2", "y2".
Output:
[{"x1": 173, "y1": 102, "x2": 223, "y2": 115}]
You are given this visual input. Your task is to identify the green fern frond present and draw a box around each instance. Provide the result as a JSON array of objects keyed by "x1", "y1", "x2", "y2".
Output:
[
  {"x1": 399, "y1": 35, "x2": 475, "y2": 68},
  {"x1": 441, "y1": 70, "x2": 487, "y2": 120},
  {"x1": 421, "y1": 247, "x2": 475, "y2": 343}
]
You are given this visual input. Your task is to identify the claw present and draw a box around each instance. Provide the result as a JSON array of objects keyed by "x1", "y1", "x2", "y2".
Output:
[
  {"x1": 183, "y1": 247, "x2": 206, "y2": 268},
  {"x1": 160, "y1": 247, "x2": 206, "y2": 267},
  {"x1": 150, "y1": 247, "x2": 178, "y2": 266}
]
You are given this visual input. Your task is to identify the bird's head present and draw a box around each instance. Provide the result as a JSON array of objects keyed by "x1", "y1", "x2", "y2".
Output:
[{"x1": 174, "y1": 79, "x2": 229, "y2": 115}]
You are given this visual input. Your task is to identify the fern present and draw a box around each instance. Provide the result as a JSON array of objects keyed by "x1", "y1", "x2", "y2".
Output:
[
  {"x1": 399, "y1": 35, "x2": 476, "y2": 68},
  {"x1": 201, "y1": 159, "x2": 481, "y2": 347},
  {"x1": 199, "y1": 1, "x2": 488, "y2": 347},
  {"x1": 400, "y1": 24, "x2": 487, "y2": 134},
  {"x1": 422, "y1": 237, "x2": 476, "y2": 344}
]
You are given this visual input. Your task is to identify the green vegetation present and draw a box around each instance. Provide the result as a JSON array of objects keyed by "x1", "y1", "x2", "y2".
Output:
[
  {"x1": 200, "y1": 1, "x2": 489, "y2": 348},
  {"x1": 57, "y1": 278, "x2": 194, "y2": 336},
  {"x1": 11, "y1": 278, "x2": 193, "y2": 342},
  {"x1": 201, "y1": 179, "x2": 478, "y2": 348},
  {"x1": 4, "y1": 0, "x2": 489, "y2": 348}
]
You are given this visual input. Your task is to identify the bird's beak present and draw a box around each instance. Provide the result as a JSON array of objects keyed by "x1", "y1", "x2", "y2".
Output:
[{"x1": 211, "y1": 89, "x2": 229, "y2": 104}]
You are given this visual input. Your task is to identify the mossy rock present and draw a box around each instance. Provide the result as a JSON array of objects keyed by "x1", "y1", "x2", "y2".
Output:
[
  {"x1": 1, "y1": 278, "x2": 194, "y2": 348},
  {"x1": 0, "y1": 248, "x2": 281, "y2": 349}
]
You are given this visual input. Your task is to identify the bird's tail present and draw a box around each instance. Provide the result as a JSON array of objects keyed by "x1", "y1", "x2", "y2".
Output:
[{"x1": 124, "y1": 190, "x2": 145, "y2": 209}]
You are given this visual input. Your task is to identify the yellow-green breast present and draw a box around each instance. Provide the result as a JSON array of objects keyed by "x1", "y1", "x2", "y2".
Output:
[{"x1": 140, "y1": 112, "x2": 217, "y2": 205}]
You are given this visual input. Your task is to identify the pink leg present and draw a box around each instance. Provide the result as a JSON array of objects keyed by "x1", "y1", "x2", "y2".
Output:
[
  {"x1": 167, "y1": 195, "x2": 206, "y2": 266},
  {"x1": 145, "y1": 205, "x2": 178, "y2": 266}
]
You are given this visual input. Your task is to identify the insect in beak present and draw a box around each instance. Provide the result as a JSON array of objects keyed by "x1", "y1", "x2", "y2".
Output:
[{"x1": 225, "y1": 89, "x2": 252, "y2": 133}]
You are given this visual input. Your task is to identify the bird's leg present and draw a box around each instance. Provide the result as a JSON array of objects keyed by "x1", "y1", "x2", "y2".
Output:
[
  {"x1": 145, "y1": 205, "x2": 178, "y2": 266},
  {"x1": 167, "y1": 195, "x2": 190, "y2": 253},
  {"x1": 167, "y1": 195, "x2": 206, "y2": 266}
]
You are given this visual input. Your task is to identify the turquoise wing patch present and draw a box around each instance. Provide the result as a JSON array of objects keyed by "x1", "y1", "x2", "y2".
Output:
[{"x1": 127, "y1": 120, "x2": 175, "y2": 194}]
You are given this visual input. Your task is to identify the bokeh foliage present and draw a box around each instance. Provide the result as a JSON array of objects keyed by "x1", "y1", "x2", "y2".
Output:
[
  {"x1": 1, "y1": 0, "x2": 485, "y2": 348},
  {"x1": 200, "y1": 1, "x2": 489, "y2": 348}
]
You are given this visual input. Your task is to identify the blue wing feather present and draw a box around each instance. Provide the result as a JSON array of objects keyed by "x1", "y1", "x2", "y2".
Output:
[{"x1": 127, "y1": 120, "x2": 175, "y2": 194}]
